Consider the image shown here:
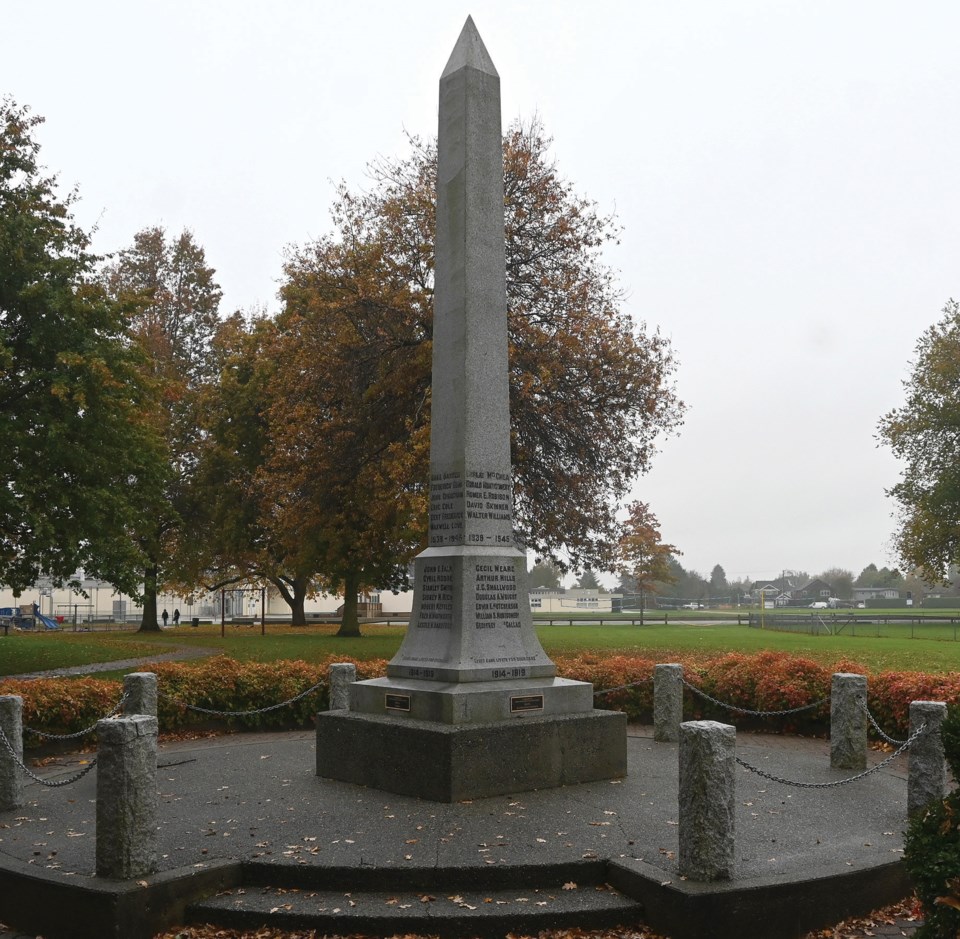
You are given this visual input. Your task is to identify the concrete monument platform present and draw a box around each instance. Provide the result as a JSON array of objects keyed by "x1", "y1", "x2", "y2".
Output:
[
  {"x1": 317, "y1": 17, "x2": 626, "y2": 801},
  {"x1": 0, "y1": 727, "x2": 924, "y2": 939}
]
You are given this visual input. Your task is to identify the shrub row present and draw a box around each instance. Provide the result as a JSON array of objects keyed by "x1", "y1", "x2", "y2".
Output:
[{"x1": 1, "y1": 650, "x2": 958, "y2": 747}]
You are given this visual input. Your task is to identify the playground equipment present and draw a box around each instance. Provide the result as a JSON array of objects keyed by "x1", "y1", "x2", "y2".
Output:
[{"x1": 0, "y1": 603, "x2": 59, "y2": 632}]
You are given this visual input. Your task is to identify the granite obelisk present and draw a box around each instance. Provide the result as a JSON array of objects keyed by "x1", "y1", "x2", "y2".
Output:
[
  {"x1": 385, "y1": 16, "x2": 555, "y2": 684},
  {"x1": 315, "y1": 18, "x2": 626, "y2": 801}
]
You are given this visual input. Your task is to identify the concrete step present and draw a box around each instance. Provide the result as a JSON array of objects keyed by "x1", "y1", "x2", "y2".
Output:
[{"x1": 188, "y1": 881, "x2": 643, "y2": 938}]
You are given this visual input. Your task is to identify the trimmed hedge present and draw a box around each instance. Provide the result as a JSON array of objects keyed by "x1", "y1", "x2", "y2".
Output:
[{"x1": 1, "y1": 650, "x2": 958, "y2": 747}]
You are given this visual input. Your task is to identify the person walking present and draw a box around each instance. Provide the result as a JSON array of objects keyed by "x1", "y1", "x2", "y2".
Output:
[
  {"x1": 172, "y1": 609, "x2": 180, "y2": 626},
  {"x1": 161, "y1": 608, "x2": 169, "y2": 627}
]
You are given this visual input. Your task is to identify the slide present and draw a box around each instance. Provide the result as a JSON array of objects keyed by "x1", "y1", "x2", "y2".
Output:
[{"x1": 32, "y1": 604, "x2": 60, "y2": 631}]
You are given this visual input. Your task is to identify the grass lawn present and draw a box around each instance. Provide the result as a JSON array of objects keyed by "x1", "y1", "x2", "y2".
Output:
[
  {"x1": 3, "y1": 619, "x2": 960, "y2": 677},
  {"x1": 0, "y1": 633, "x2": 170, "y2": 677}
]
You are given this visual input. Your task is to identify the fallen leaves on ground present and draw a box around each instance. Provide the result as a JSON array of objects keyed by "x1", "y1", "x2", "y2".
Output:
[
  {"x1": 151, "y1": 895, "x2": 922, "y2": 939},
  {"x1": 154, "y1": 929, "x2": 668, "y2": 939},
  {"x1": 802, "y1": 895, "x2": 923, "y2": 938}
]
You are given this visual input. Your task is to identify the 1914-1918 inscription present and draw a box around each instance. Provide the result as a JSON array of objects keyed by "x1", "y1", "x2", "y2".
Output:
[
  {"x1": 474, "y1": 561, "x2": 520, "y2": 629},
  {"x1": 418, "y1": 563, "x2": 453, "y2": 629}
]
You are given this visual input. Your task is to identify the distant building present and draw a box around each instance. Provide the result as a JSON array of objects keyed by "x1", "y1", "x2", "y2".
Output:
[
  {"x1": 529, "y1": 588, "x2": 620, "y2": 613},
  {"x1": 853, "y1": 586, "x2": 901, "y2": 603},
  {"x1": 793, "y1": 579, "x2": 833, "y2": 603}
]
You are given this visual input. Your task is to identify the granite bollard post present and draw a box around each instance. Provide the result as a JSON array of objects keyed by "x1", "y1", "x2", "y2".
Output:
[
  {"x1": 0, "y1": 695, "x2": 24, "y2": 811},
  {"x1": 678, "y1": 720, "x2": 736, "y2": 881},
  {"x1": 830, "y1": 672, "x2": 867, "y2": 770},
  {"x1": 122, "y1": 672, "x2": 157, "y2": 718},
  {"x1": 654, "y1": 663, "x2": 683, "y2": 743},
  {"x1": 328, "y1": 663, "x2": 356, "y2": 710},
  {"x1": 95, "y1": 715, "x2": 158, "y2": 879},
  {"x1": 908, "y1": 700, "x2": 948, "y2": 817}
]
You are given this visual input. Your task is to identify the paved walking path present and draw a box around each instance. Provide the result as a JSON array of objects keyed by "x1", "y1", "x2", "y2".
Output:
[{"x1": 2, "y1": 644, "x2": 221, "y2": 681}]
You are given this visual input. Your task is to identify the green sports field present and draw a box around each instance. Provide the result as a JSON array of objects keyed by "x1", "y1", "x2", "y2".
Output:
[{"x1": 2, "y1": 617, "x2": 959, "y2": 677}]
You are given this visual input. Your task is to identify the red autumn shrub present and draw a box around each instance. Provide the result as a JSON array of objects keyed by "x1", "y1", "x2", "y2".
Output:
[
  {"x1": 0, "y1": 676, "x2": 123, "y2": 747},
  {"x1": 868, "y1": 671, "x2": 960, "y2": 738},
  {"x1": 1, "y1": 652, "x2": 955, "y2": 743}
]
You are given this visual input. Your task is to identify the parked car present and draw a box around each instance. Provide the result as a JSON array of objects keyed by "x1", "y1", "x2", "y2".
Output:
[{"x1": 808, "y1": 601, "x2": 828, "y2": 609}]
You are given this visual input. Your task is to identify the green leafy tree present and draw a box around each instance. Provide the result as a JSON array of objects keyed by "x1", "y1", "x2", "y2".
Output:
[
  {"x1": 880, "y1": 299, "x2": 960, "y2": 585},
  {"x1": 528, "y1": 560, "x2": 562, "y2": 589},
  {"x1": 855, "y1": 563, "x2": 903, "y2": 589},
  {"x1": 171, "y1": 313, "x2": 323, "y2": 624},
  {"x1": 102, "y1": 226, "x2": 222, "y2": 630},
  {"x1": 709, "y1": 564, "x2": 728, "y2": 594},
  {"x1": 816, "y1": 567, "x2": 854, "y2": 600},
  {"x1": 0, "y1": 98, "x2": 164, "y2": 595},
  {"x1": 576, "y1": 568, "x2": 600, "y2": 590}
]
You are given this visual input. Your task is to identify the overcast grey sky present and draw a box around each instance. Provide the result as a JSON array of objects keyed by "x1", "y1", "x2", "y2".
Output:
[{"x1": 7, "y1": 1, "x2": 959, "y2": 584}]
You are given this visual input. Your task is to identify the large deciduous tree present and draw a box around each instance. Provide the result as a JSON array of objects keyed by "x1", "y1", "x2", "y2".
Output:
[
  {"x1": 879, "y1": 299, "x2": 960, "y2": 585},
  {"x1": 102, "y1": 226, "x2": 222, "y2": 630},
  {"x1": 271, "y1": 118, "x2": 683, "y2": 634},
  {"x1": 269, "y1": 235, "x2": 430, "y2": 636},
  {"x1": 183, "y1": 313, "x2": 333, "y2": 625},
  {"x1": 0, "y1": 99, "x2": 164, "y2": 595}
]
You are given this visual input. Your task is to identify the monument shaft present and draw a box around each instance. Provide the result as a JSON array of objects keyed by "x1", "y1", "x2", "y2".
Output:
[{"x1": 429, "y1": 28, "x2": 513, "y2": 551}]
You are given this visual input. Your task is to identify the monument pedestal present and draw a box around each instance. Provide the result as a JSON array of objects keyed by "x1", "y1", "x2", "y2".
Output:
[{"x1": 316, "y1": 708, "x2": 627, "y2": 802}]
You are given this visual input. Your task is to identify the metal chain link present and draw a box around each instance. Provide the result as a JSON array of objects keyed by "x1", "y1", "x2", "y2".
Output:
[
  {"x1": 680, "y1": 675, "x2": 830, "y2": 718},
  {"x1": 856, "y1": 696, "x2": 908, "y2": 746},
  {"x1": 22, "y1": 692, "x2": 128, "y2": 741},
  {"x1": 158, "y1": 677, "x2": 325, "y2": 717},
  {"x1": 0, "y1": 720, "x2": 98, "y2": 788},
  {"x1": 593, "y1": 677, "x2": 654, "y2": 697},
  {"x1": 735, "y1": 721, "x2": 926, "y2": 790}
]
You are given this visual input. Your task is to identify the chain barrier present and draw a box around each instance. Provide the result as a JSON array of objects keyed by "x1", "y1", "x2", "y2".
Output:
[
  {"x1": 593, "y1": 677, "x2": 653, "y2": 697},
  {"x1": 735, "y1": 721, "x2": 926, "y2": 790},
  {"x1": 157, "y1": 677, "x2": 325, "y2": 718},
  {"x1": 856, "y1": 696, "x2": 908, "y2": 746},
  {"x1": 680, "y1": 675, "x2": 830, "y2": 718},
  {"x1": 22, "y1": 691, "x2": 128, "y2": 741},
  {"x1": 0, "y1": 720, "x2": 98, "y2": 788}
]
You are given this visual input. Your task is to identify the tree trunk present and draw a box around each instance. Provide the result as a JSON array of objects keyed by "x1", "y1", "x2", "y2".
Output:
[
  {"x1": 337, "y1": 571, "x2": 362, "y2": 637},
  {"x1": 270, "y1": 574, "x2": 309, "y2": 626},
  {"x1": 139, "y1": 563, "x2": 160, "y2": 632}
]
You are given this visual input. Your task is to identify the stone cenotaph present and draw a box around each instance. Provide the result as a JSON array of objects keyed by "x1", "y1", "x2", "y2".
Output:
[{"x1": 315, "y1": 17, "x2": 626, "y2": 802}]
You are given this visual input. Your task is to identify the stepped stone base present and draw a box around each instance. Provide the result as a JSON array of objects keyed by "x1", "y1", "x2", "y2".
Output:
[
  {"x1": 316, "y1": 709, "x2": 627, "y2": 801},
  {"x1": 349, "y1": 675, "x2": 593, "y2": 724}
]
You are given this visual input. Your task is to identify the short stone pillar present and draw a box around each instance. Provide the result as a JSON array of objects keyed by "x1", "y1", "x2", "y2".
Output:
[
  {"x1": 830, "y1": 673, "x2": 867, "y2": 770},
  {"x1": 0, "y1": 695, "x2": 24, "y2": 811},
  {"x1": 678, "y1": 720, "x2": 736, "y2": 881},
  {"x1": 908, "y1": 700, "x2": 948, "y2": 817},
  {"x1": 328, "y1": 662, "x2": 357, "y2": 711},
  {"x1": 95, "y1": 715, "x2": 158, "y2": 879},
  {"x1": 654, "y1": 663, "x2": 684, "y2": 743},
  {"x1": 122, "y1": 672, "x2": 157, "y2": 718}
]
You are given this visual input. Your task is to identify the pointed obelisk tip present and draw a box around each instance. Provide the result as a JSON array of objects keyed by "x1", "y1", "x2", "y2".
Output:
[{"x1": 441, "y1": 15, "x2": 499, "y2": 79}]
